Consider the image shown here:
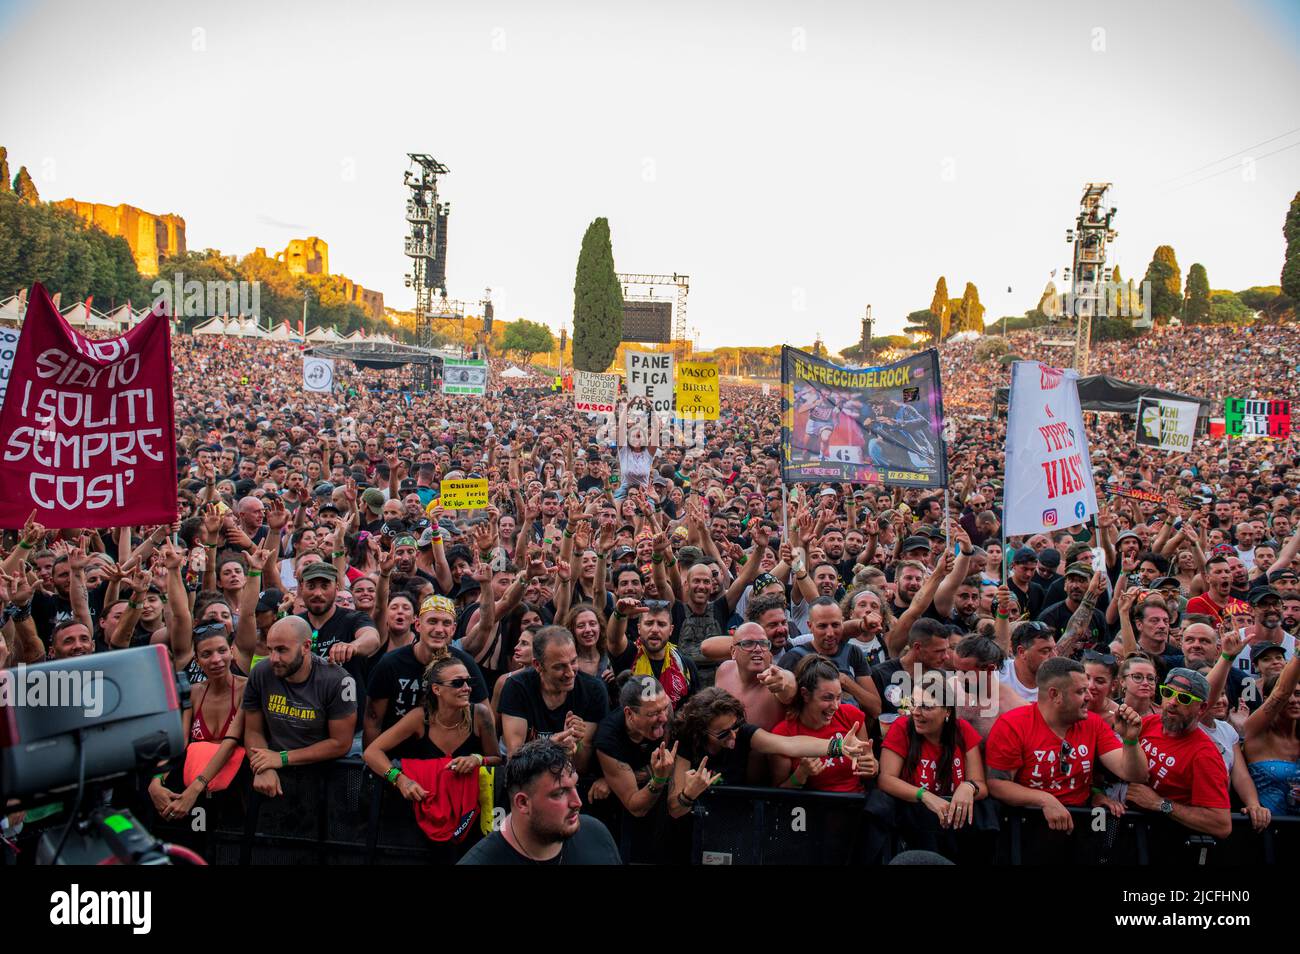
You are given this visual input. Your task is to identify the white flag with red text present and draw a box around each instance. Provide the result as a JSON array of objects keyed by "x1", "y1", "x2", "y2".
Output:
[{"x1": 1003, "y1": 361, "x2": 1098, "y2": 536}]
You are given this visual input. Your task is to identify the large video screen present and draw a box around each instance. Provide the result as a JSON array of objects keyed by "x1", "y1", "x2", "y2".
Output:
[{"x1": 622, "y1": 299, "x2": 672, "y2": 343}]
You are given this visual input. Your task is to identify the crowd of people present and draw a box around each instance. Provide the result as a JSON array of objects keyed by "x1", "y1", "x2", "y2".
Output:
[{"x1": 2, "y1": 321, "x2": 1299, "y2": 866}]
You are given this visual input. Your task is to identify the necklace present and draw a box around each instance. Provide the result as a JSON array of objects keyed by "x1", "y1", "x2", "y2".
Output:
[
  {"x1": 434, "y1": 711, "x2": 465, "y2": 729},
  {"x1": 505, "y1": 817, "x2": 563, "y2": 865}
]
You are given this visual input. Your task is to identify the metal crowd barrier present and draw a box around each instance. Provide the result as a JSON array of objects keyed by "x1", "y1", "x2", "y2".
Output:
[{"x1": 135, "y1": 757, "x2": 1298, "y2": 865}]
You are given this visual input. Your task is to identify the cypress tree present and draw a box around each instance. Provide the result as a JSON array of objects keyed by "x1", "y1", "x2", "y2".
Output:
[{"x1": 572, "y1": 218, "x2": 622, "y2": 372}]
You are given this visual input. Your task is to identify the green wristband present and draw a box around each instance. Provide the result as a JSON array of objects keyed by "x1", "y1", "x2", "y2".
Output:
[
  {"x1": 248, "y1": 570, "x2": 262, "y2": 577},
  {"x1": 915, "y1": 786, "x2": 926, "y2": 803},
  {"x1": 17, "y1": 540, "x2": 32, "y2": 550},
  {"x1": 787, "y1": 773, "x2": 805, "y2": 788},
  {"x1": 385, "y1": 767, "x2": 401, "y2": 785},
  {"x1": 279, "y1": 750, "x2": 290, "y2": 767},
  {"x1": 1220, "y1": 652, "x2": 1238, "y2": 663},
  {"x1": 1122, "y1": 738, "x2": 1138, "y2": 747}
]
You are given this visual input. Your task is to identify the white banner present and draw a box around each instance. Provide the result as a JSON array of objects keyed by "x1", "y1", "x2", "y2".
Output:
[
  {"x1": 1003, "y1": 361, "x2": 1098, "y2": 535},
  {"x1": 0, "y1": 327, "x2": 19, "y2": 412},
  {"x1": 574, "y1": 370, "x2": 618, "y2": 413},
  {"x1": 1135, "y1": 396, "x2": 1198, "y2": 452},
  {"x1": 303, "y1": 356, "x2": 335, "y2": 393},
  {"x1": 625, "y1": 351, "x2": 675, "y2": 416}
]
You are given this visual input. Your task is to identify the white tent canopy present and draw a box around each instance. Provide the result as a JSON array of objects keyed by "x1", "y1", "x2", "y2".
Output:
[
  {"x1": 500, "y1": 365, "x2": 530, "y2": 379},
  {"x1": 235, "y1": 317, "x2": 268, "y2": 338},
  {"x1": 0, "y1": 296, "x2": 23, "y2": 324},
  {"x1": 305, "y1": 326, "x2": 343, "y2": 342},
  {"x1": 192, "y1": 316, "x2": 229, "y2": 336},
  {"x1": 267, "y1": 321, "x2": 304, "y2": 341}
]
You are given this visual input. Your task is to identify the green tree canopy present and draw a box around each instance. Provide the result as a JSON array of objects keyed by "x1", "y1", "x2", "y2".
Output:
[
  {"x1": 500, "y1": 318, "x2": 555, "y2": 363},
  {"x1": 955, "y1": 282, "x2": 985, "y2": 333},
  {"x1": 572, "y1": 217, "x2": 622, "y2": 372},
  {"x1": 1142, "y1": 245, "x2": 1181, "y2": 323},
  {"x1": 930, "y1": 276, "x2": 950, "y2": 339},
  {"x1": 1283, "y1": 191, "x2": 1300, "y2": 304},
  {"x1": 1184, "y1": 263, "x2": 1210, "y2": 323},
  {"x1": 904, "y1": 309, "x2": 940, "y2": 342},
  {"x1": 12, "y1": 166, "x2": 38, "y2": 204},
  {"x1": 0, "y1": 147, "x2": 9, "y2": 195}
]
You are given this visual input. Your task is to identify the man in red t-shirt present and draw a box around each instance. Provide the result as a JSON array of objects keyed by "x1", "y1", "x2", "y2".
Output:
[
  {"x1": 986, "y1": 657, "x2": 1146, "y2": 833},
  {"x1": 1185, "y1": 555, "x2": 1250, "y2": 625},
  {"x1": 1125, "y1": 668, "x2": 1232, "y2": 839}
]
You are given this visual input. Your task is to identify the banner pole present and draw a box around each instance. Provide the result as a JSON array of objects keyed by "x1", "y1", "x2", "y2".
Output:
[
  {"x1": 781, "y1": 483, "x2": 790, "y2": 544},
  {"x1": 944, "y1": 487, "x2": 951, "y2": 554}
]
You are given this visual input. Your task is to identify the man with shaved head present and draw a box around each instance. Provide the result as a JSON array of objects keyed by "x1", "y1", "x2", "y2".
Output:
[
  {"x1": 241, "y1": 616, "x2": 358, "y2": 798},
  {"x1": 713, "y1": 621, "x2": 786, "y2": 729}
]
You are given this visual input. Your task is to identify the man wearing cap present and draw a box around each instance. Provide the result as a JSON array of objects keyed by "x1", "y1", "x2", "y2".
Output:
[
  {"x1": 359, "y1": 487, "x2": 387, "y2": 533},
  {"x1": 296, "y1": 562, "x2": 381, "y2": 710},
  {"x1": 1035, "y1": 548, "x2": 1061, "y2": 587},
  {"x1": 1229, "y1": 587, "x2": 1296, "y2": 679},
  {"x1": 1035, "y1": 563, "x2": 1108, "y2": 658},
  {"x1": 1006, "y1": 547, "x2": 1046, "y2": 620},
  {"x1": 1126, "y1": 667, "x2": 1232, "y2": 841}
]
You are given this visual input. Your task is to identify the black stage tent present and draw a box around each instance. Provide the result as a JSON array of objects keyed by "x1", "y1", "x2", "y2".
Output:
[
  {"x1": 306, "y1": 341, "x2": 447, "y2": 371},
  {"x1": 995, "y1": 374, "x2": 1212, "y2": 420}
]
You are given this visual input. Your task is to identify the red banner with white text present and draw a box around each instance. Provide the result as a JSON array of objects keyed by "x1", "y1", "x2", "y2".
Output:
[{"x1": 0, "y1": 283, "x2": 177, "y2": 528}]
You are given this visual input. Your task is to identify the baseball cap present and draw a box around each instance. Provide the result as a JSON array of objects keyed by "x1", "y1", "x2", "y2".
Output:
[
  {"x1": 313, "y1": 482, "x2": 335, "y2": 497},
  {"x1": 611, "y1": 545, "x2": 636, "y2": 562},
  {"x1": 300, "y1": 562, "x2": 339, "y2": 583},
  {"x1": 1012, "y1": 546, "x2": 1037, "y2": 565},
  {"x1": 1268, "y1": 569, "x2": 1299, "y2": 584},
  {"x1": 1253, "y1": 643, "x2": 1287, "y2": 661},
  {"x1": 1152, "y1": 576, "x2": 1181, "y2": 589},
  {"x1": 1249, "y1": 587, "x2": 1282, "y2": 605},
  {"x1": 1064, "y1": 561, "x2": 1093, "y2": 579},
  {"x1": 1036, "y1": 549, "x2": 1062, "y2": 569},
  {"x1": 1163, "y1": 667, "x2": 1210, "y2": 701},
  {"x1": 901, "y1": 536, "x2": 931, "y2": 553},
  {"x1": 361, "y1": 488, "x2": 386, "y2": 513},
  {"x1": 255, "y1": 588, "x2": 284, "y2": 614}
]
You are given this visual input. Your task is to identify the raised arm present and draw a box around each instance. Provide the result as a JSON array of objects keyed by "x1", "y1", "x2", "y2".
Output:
[{"x1": 1245, "y1": 648, "x2": 1300, "y2": 740}]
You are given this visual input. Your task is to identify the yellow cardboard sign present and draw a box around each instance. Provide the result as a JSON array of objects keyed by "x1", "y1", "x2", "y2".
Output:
[
  {"x1": 675, "y1": 362, "x2": 719, "y2": 420},
  {"x1": 439, "y1": 478, "x2": 489, "y2": 510}
]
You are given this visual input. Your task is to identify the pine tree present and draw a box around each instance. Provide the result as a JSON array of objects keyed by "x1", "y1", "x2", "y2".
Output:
[
  {"x1": 1185, "y1": 263, "x2": 1211, "y2": 323},
  {"x1": 930, "y1": 277, "x2": 950, "y2": 339},
  {"x1": 1141, "y1": 245, "x2": 1181, "y2": 324},
  {"x1": 571, "y1": 218, "x2": 623, "y2": 372},
  {"x1": 13, "y1": 166, "x2": 39, "y2": 204},
  {"x1": 1283, "y1": 191, "x2": 1300, "y2": 305}
]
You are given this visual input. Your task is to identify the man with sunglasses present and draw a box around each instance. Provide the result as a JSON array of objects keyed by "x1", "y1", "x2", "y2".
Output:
[
  {"x1": 1125, "y1": 668, "x2": 1232, "y2": 841},
  {"x1": 714, "y1": 622, "x2": 786, "y2": 730},
  {"x1": 986, "y1": 657, "x2": 1147, "y2": 854}
]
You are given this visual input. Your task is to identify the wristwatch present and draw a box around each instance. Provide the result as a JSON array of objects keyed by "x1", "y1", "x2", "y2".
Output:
[{"x1": 1159, "y1": 799, "x2": 1174, "y2": 816}]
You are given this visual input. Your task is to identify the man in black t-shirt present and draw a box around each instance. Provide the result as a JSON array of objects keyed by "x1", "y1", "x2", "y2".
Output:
[
  {"x1": 1006, "y1": 547, "x2": 1047, "y2": 619},
  {"x1": 594, "y1": 675, "x2": 676, "y2": 822},
  {"x1": 457, "y1": 739, "x2": 621, "y2": 865},
  {"x1": 1035, "y1": 562, "x2": 1108, "y2": 657},
  {"x1": 296, "y1": 561, "x2": 381, "y2": 713},
  {"x1": 499, "y1": 626, "x2": 609, "y2": 774},
  {"x1": 364, "y1": 594, "x2": 488, "y2": 752}
]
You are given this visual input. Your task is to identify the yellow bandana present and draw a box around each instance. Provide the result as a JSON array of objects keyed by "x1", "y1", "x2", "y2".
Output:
[{"x1": 420, "y1": 595, "x2": 456, "y2": 617}]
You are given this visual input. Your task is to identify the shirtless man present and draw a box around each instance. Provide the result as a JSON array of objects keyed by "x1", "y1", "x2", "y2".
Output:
[{"x1": 713, "y1": 622, "x2": 785, "y2": 730}]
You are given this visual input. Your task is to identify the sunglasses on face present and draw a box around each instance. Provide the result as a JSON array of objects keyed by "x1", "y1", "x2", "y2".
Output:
[
  {"x1": 1159, "y1": 685, "x2": 1203, "y2": 705},
  {"x1": 438, "y1": 677, "x2": 472, "y2": 689},
  {"x1": 708, "y1": 722, "x2": 742, "y2": 741},
  {"x1": 735, "y1": 638, "x2": 772, "y2": 652}
]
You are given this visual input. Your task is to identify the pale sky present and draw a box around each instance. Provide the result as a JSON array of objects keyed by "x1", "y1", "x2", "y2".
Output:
[{"x1": 2, "y1": 0, "x2": 1298, "y2": 350}]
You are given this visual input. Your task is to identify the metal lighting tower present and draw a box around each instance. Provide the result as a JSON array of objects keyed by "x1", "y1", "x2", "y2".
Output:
[
  {"x1": 404, "y1": 153, "x2": 450, "y2": 387},
  {"x1": 1064, "y1": 182, "x2": 1117, "y2": 373},
  {"x1": 860, "y1": 304, "x2": 873, "y2": 362}
]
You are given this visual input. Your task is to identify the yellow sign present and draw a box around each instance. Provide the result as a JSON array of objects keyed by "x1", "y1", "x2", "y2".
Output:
[
  {"x1": 675, "y1": 362, "x2": 719, "y2": 420},
  {"x1": 439, "y1": 478, "x2": 489, "y2": 510}
]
